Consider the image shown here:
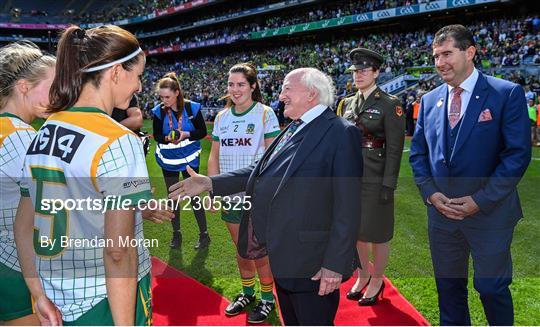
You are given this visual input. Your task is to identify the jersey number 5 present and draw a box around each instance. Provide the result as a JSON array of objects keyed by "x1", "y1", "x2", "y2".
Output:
[{"x1": 31, "y1": 166, "x2": 69, "y2": 257}]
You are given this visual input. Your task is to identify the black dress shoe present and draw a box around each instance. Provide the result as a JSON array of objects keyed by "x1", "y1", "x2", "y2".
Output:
[
  {"x1": 346, "y1": 289, "x2": 363, "y2": 300},
  {"x1": 346, "y1": 276, "x2": 371, "y2": 300},
  {"x1": 358, "y1": 280, "x2": 385, "y2": 306},
  {"x1": 169, "y1": 232, "x2": 182, "y2": 249}
]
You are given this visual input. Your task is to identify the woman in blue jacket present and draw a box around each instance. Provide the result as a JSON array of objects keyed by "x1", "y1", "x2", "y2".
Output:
[{"x1": 152, "y1": 72, "x2": 209, "y2": 249}]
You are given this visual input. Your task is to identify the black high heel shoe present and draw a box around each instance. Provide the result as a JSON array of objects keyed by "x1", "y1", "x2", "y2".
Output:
[
  {"x1": 346, "y1": 276, "x2": 371, "y2": 300},
  {"x1": 358, "y1": 280, "x2": 385, "y2": 306}
]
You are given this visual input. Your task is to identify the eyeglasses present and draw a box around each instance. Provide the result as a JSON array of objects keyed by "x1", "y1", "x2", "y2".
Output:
[{"x1": 353, "y1": 68, "x2": 374, "y2": 75}]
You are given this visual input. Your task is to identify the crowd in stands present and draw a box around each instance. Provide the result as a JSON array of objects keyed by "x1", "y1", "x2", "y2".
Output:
[
  {"x1": 135, "y1": 16, "x2": 539, "y2": 120},
  {"x1": 258, "y1": 0, "x2": 432, "y2": 30},
  {"x1": 77, "y1": 0, "x2": 262, "y2": 23},
  {"x1": 132, "y1": 0, "x2": 436, "y2": 42},
  {"x1": 77, "y1": 1, "x2": 178, "y2": 23},
  {"x1": 139, "y1": 13, "x2": 539, "y2": 73},
  {"x1": 141, "y1": 30, "x2": 436, "y2": 76},
  {"x1": 6, "y1": 0, "x2": 193, "y2": 23},
  {"x1": 136, "y1": 0, "x2": 440, "y2": 49},
  {"x1": 141, "y1": 28, "x2": 243, "y2": 49},
  {"x1": 71, "y1": 0, "x2": 436, "y2": 25},
  {"x1": 76, "y1": 2, "x2": 142, "y2": 23},
  {"x1": 474, "y1": 18, "x2": 540, "y2": 67}
]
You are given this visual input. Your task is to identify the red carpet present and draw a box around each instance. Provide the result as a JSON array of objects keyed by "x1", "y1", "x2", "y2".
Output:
[
  {"x1": 151, "y1": 257, "x2": 267, "y2": 325},
  {"x1": 151, "y1": 257, "x2": 429, "y2": 325}
]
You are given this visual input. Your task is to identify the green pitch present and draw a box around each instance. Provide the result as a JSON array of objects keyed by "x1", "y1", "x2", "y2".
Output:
[
  {"x1": 142, "y1": 120, "x2": 539, "y2": 325},
  {"x1": 31, "y1": 119, "x2": 539, "y2": 325}
]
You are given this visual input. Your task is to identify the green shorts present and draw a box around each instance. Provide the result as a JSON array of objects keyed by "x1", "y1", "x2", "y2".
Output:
[
  {"x1": 64, "y1": 273, "x2": 152, "y2": 326},
  {"x1": 0, "y1": 262, "x2": 33, "y2": 321},
  {"x1": 221, "y1": 206, "x2": 243, "y2": 224}
]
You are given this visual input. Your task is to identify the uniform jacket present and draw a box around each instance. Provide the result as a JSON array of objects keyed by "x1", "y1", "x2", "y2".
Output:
[{"x1": 340, "y1": 88, "x2": 405, "y2": 187}]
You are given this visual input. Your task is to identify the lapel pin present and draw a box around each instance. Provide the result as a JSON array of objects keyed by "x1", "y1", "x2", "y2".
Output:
[
  {"x1": 475, "y1": 95, "x2": 479, "y2": 99},
  {"x1": 436, "y1": 99, "x2": 443, "y2": 108}
]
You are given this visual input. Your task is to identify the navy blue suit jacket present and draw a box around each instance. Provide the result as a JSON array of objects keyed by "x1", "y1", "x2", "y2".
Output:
[
  {"x1": 410, "y1": 72, "x2": 531, "y2": 230},
  {"x1": 212, "y1": 108, "x2": 363, "y2": 282}
]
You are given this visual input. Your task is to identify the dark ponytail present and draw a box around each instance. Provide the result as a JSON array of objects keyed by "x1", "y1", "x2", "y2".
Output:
[
  {"x1": 49, "y1": 27, "x2": 85, "y2": 112},
  {"x1": 49, "y1": 25, "x2": 142, "y2": 112},
  {"x1": 225, "y1": 62, "x2": 264, "y2": 108}
]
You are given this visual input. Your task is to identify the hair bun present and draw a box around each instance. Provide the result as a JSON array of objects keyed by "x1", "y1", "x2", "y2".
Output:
[
  {"x1": 72, "y1": 28, "x2": 86, "y2": 44},
  {"x1": 164, "y1": 72, "x2": 177, "y2": 79},
  {"x1": 244, "y1": 62, "x2": 257, "y2": 73},
  {"x1": 74, "y1": 28, "x2": 86, "y2": 39}
]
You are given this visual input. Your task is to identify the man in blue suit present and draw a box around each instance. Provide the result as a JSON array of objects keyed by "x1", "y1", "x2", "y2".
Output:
[
  {"x1": 170, "y1": 68, "x2": 363, "y2": 325},
  {"x1": 410, "y1": 24, "x2": 531, "y2": 325}
]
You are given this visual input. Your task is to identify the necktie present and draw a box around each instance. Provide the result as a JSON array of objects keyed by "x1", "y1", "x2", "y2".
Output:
[
  {"x1": 355, "y1": 93, "x2": 365, "y2": 115},
  {"x1": 269, "y1": 119, "x2": 303, "y2": 161},
  {"x1": 449, "y1": 87, "x2": 464, "y2": 129}
]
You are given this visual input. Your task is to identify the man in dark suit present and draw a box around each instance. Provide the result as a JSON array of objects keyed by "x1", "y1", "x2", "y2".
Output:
[
  {"x1": 169, "y1": 68, "x2": 363, "y2": 325},
  {"x1": 410, "y1": 25, "x2": 531, "y2": 325}
]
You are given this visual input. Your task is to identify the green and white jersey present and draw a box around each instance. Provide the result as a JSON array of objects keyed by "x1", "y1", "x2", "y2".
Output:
[
  {"x1": 211, "y1": 102, "x2": 280, "y2": 173},
  {"x1": 0, "y1": 113, "x2": 36, "y2": 271},
  {"x1": 20, "y1": 107, "x2": 152, "y2": 322}
]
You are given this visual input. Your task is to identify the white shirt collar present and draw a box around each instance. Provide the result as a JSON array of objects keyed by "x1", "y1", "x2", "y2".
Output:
[
  {"x1": 448, "y1": 67, "x2": 479, "y2": 94},
  {"x1": 299, "y1": 104, "x2": 327, "y2": 125}
]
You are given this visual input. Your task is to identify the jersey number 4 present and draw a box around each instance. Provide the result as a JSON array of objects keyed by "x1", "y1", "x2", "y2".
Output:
[{"x1": 27, "y1": 124, "x2": 85, "y2": 163}]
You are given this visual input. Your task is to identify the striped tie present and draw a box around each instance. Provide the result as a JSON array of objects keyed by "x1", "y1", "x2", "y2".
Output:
[{"x1": 269, "y1": 119, "x2": 303, "y2": 161}]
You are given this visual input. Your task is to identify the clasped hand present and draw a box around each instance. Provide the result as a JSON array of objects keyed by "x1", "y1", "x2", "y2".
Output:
[
  {"x1": 165, "y1": 131, "x2": 189, "y2": 144},
  {"x1": 429, "y1": 192, "x2": 480, "y2": 220}
]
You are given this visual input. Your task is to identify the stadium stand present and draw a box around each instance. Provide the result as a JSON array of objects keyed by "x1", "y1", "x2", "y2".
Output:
[
  {"x1": 1, "y1": 1, "x2": 539, "y2": 324},
  {"x1": 134, "y1": 15, "x2": 539, "y2": 114},
  {"x1": 1, "y1": 0, "x2": 538, "y2": 118}
]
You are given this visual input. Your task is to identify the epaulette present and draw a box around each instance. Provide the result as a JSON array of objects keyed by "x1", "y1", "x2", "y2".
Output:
[{"x1": 344, "y1": 91, "x2": 357, "y2": 99}]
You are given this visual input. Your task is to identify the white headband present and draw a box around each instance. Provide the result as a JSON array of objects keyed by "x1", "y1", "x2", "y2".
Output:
[{"x1": 80, "y1": 47, "x2": 142, "y2": 73}]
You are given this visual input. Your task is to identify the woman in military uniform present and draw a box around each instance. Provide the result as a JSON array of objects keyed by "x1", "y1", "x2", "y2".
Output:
[{"x1": 338, "y1": 48, "x2": 405, "y2": 306}]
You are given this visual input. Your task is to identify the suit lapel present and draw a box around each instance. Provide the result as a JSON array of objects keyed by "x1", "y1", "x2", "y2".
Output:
[
  {"x1": 272, "y1": 109, "x2": 333, "y2": 201},
  {"x1": 264, "y1": 131, "x2": 304, "y2": 169},
  {"x1": 451, "y1": 72, "x2": 489, "y2": 161},
  {"x1": 257, "y1": 125, "x2": 290, "y2": 175},
  {"x1": 435, "y1": 87, "x2": 449, "y2": 161}
]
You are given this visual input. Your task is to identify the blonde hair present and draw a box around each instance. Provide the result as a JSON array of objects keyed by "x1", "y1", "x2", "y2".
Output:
[{"x1": 0, "y1": 41, "x2": 55, "y2": 108}]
